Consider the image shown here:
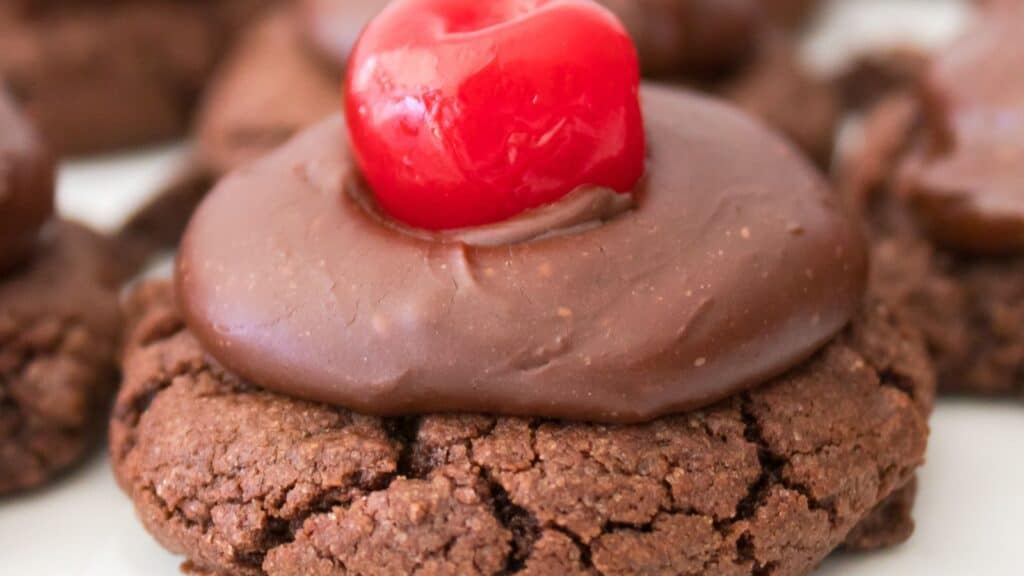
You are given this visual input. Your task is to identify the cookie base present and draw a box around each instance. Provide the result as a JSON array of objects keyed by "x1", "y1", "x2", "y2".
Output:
[
  {"x1": 0, "y1": 222, "x2": 124, "y2": 494},
  {"x1": 112, "y1": 282, "x2": 932, "y2": 576}
]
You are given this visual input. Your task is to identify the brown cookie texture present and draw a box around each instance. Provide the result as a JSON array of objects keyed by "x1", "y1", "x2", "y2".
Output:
[
  {"x1": 0, "y1": 221, "x2": 125, "y2": 494},
  {"x1": 0, "y1": 1, "x2": 233, "y2": 156},
  {"x1": 112, "y1": 282, "x2": 932, "y2": 576},
  {"x1": 838, "y1": 95, "x2": 1024, "y2": 397}
]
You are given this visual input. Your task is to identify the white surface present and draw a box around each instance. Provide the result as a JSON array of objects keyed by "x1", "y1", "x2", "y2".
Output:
[
  {"x1": 57, "y1": 143, "x2": 188, "y2": 234},
  {"x1": 3, "y1": 0, "x2": 1020, "y2": 574},
  {"x1": 1, "y1": 402, "x2": 1020, "y2": 575},
  {"x1": 804, "y1": 0, "x2": 973, "y2": 73}
]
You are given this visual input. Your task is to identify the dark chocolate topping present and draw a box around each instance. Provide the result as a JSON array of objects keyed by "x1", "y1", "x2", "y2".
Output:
[
  {"x1": 299, "y1": 0, "x2": 389, "y2": 69},
  {"x1": 177, "y1": 86, "x2": 867, "y2": 423},
  {"x1": 0, "y1": 87, "x2": 53, "y2": 273},
  {"x1": 900, "y1": 2, "x2": 1024, "y2": 254}
]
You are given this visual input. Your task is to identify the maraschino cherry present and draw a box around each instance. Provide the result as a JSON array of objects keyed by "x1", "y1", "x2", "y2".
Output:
[{"x1": 345, "y1": 0, "x2": 645, "y2": 230}]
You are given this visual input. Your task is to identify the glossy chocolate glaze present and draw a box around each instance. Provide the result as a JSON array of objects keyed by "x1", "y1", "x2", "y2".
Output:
[
  {"x1": 177, "y1": 86, "x2": 867, "y2": 423},
  {"x1": 900, "y1": 2, "x2": 1024, "y2": 254},
  {"x1": 0, "y1": 88, "x2": 53, "y2": 273}
]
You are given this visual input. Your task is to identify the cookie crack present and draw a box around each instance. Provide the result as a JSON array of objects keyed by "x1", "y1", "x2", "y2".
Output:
[
  {"x1": 383, "y1": 416, "x2": 424, "y2": 479},
  {"x1": 876, "y1": 368, "x2": 918, "y2": 401},
  {"x1": 547, "y1": 526, "x2": 596, "y2": 574},
  {"x1": 740, "y1": 394, "x2": 839, "y2": 526},
  {"x1": 483, "y1": 469, "x2": 541, "y2": 574},
  {"x1": 145, "y1": 467, "x2": 385, "y2": 572},
  {"x1": 112, "y1": 360, "x2": 210, "y2": 461}
]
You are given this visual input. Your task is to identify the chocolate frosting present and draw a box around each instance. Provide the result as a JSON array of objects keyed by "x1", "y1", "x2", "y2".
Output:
[
  {"x1": 354, "y1": 184, "x2": 636, "y2": 248},
  {"x1": 0, "y1": 87, "x2": 53, "y2": 273},
  {"x1": 900, "y1": 2, "x2": 1024, "y2": 254},
  {"x1": 177, "y1": 86, "x2": 867, "y2": 423},
  {"x1": 299, "y1": 0, "x2": 389, "y2": 69}
]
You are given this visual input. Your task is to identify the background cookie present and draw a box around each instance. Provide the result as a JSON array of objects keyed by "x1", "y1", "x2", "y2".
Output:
[
  {"x1": 842, "y1": 105, "x2": 1024, "y2": 397},
  {"x1": 837, "y1": 1, "x2": 1024, "y2": 398},
  {"x1": 1, "y1": 222, "x2": 125, "y2": 494},
  {"x1": 196, "y1": 5, "x2": 340, "y2": 178},
  {"x1": 595, "y1": 0, "x2": 838, "y2": 166},
  {"x1": 0, "y1": 0, "x2": 270, "y2": 156},
  {"x1": 594, "y1": 0, "x2": 758, "y2": 78},
  {"x1": 718, "y1": 32, "x2": 839, "y2": 166},
  {"x1": 111, "y1": 282, "x2": 932, "y2": 576}
]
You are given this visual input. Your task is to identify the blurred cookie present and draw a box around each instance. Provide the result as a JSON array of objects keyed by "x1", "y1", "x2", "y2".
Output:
[
  {"x1": 0, "y1": 0, "x2": 271, "y2": 156},
  {"x1": 0, "y1": 87, "x2": 126, "y2": 494},
  {"x1": 837, "y1": 2, "x2": 1024, "y2": 396}
]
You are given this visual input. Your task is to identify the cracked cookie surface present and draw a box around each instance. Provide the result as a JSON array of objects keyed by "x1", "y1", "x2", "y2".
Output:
[
  {"x1": 1, "y1": 222, "x2": 124, "y2": 494},
  {"x1": 112, "y1": 282, "x2": 932, "y2": 576}
]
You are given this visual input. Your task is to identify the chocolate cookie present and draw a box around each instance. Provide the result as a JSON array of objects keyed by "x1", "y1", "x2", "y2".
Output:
[
  {"x1": 837, "y1": 2, "x2": 1024, "y2": 397},
  {"x1": 1, "y1": 87, "x2": 127, "y2": 494},
  {"x1": 855, "y1": 184, "x2": 1024, "y2": 397},
  {"x1": 0, "y1": 0, "x2": 264, "y2": 156},
  {"x1": 111, "y1": 281, "x2": 931, "y2": 575},
  {"x1": 717, "y1": 33, "x2": 840, "y2": 166},
  {"x1": 1, "y1": 222, "x2": 125, "y2": 494},
  {"x1": 844, "y1": 96, "x2": 1023, "y2": 397}
]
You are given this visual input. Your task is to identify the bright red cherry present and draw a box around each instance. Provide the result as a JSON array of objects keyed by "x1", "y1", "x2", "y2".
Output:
[{"x1": 345, "y1": 0, "x2": 645, "y2": 230}]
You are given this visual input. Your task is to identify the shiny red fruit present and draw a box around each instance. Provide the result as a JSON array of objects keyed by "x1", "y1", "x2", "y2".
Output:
[{"x1": 345, "y1": 0, "x2": 645, "y2": 231}]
